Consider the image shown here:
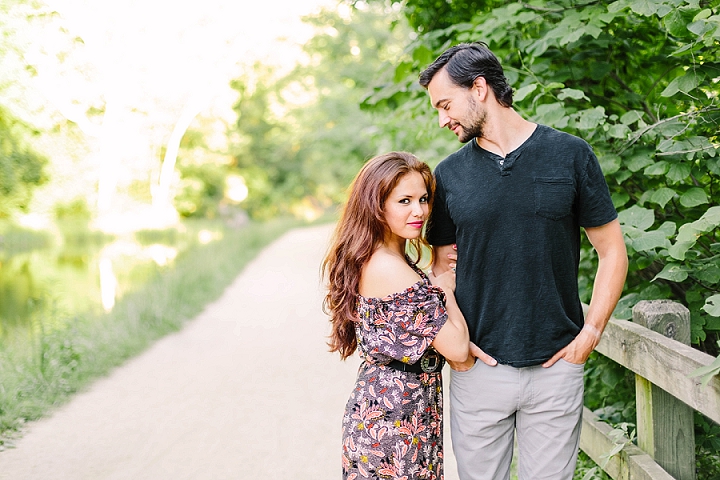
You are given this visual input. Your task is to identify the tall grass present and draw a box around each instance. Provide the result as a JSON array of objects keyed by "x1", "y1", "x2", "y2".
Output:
[{"x1": 0, "y1": 217, "x2": 314, "y2": 444}]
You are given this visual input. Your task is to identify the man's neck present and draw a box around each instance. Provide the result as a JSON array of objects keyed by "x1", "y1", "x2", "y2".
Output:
[{"x1": 476, "y1": 108, "x2": 536, "y2": 158}]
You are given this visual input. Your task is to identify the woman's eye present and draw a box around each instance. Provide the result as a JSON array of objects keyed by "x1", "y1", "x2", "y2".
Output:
[
  {"x1": 399, "y1": 199, "x2": 410, "y2": 204},
  {"x1": 420, "y1": 196, "x2": 428, "y2": 204}
]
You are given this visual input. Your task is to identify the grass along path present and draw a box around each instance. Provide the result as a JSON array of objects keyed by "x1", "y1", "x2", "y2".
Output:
[{"x1": 0, "y1": 218, "x2": 309, "y2": 444}]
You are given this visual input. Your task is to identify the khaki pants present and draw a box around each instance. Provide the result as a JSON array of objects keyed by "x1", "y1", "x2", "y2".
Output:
[{"x1": 449, "y1": 359, "x2": 584, "y2": 480}]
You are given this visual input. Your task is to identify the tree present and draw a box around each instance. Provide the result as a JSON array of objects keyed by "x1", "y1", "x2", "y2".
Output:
[
  {"x1": 227, "y1": 3, "x2": 417, "y2": 219},
  {"x1": 0, "y1": 1, "x2": 49, "y2": 218},
  {"x1": 0, "y1": 107, "x2": 47, "y2": 218}
]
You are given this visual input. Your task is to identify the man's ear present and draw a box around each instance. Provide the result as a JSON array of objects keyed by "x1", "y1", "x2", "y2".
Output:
[{"x1": 472, "y1": 76, "x2": 488, "y2": 101}]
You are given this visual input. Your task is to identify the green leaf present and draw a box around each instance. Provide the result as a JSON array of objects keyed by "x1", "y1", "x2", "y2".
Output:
[
  {"x1": 394, "y1": 62, "x2": 413, "y2": 83},
  {"x1": 626, "y1": 153, "x2": 654, "y2": 172},
  {"x1": 676, "y1": 223, "x2": 702, "y2": 243},
  {"x1": 657, "y1": 221, "x2": 677, "y2": 237},
  {"x1": 696, "y1": 264, "x2": 720, "y2": 285},
  {"x1": 667, "y1": 163, "x2": 691, "y2": 182},
  {"x1": 545, "y1": 82, "x2": 566, "y2": 90},
  {"x1": 599, "y1": 153, "x2": 621, "y2": 175},
  {"x1": 618, "y1": 205, "x2": 655, "y2": 231},
  {"x1": 644, "y1": 161, "x2": 670, "y2": 176},
  {"x1": 709, "y1": 158, "x2": 720, "y2": 175},
  {"x1": 693, "y1": 9, "x2": 712, "y2": 21},
  {"x1": 612, "y1": 192, "x2": 630, "y2": 208},
  {"x1": 688, "y1": 19, "x2": 713, "y2": 35},
  {"x1": 706, "y1": 316, "x2": 720, "y2": 331},
  {"x1": 632, "y1": 230, "x2": 671, "y2": 252},
  {"x1": 653, "y1": 263, "x2": 689, "y2": 282},
  {"x1": 629, "y1": 0, "x2": 659, "y2": 16},
  {"x1": 665, "y1": 9, "x2": 689, "y2": 36},
  {"x1": 608, "y1": 1, "x2": 630, "y2": 14},
  {"x1": 534, "y1": 103, "x2": 568, "y2": 127},
  {"x1": 514, "y1": 83, "x2": 538, "y2": 102},
  {"x1": 689, "y1": 354, "x2": 720, "y2": 387},
  {"x1": 576, "y1": 107, "x2": 606, "y2": 130},
  {"x1": 608, "y1": 124, "x2": 631, "y2": 139},
  {"x1": 411, "y1": 44, "x2": 434, "y2": 65},
  {"x1": 560, "y1": 26, "x2": 586, "y2": 45},
  {"x1": 668, "y1": 240, "x2": 695, "y2": 261},
  {"x1": 620, "y1": 110, "x2": 643, "y2": 125},
  {"x1": 557, "y1": 88, "x2": 587, "y2": 101},
  {"x1": 650, "y1": 187, "x2": 676, "y2": 208},
  {"x1": 613, "y1": 293, "x2": 640, "y2": 320},
  {"x1": 679, "y1": 188, "x2": 708, "y2": 207},
  {"x1": 661, "y1": 73, "x2": 699, "y2": 97},
  {"x1": 703, "y1": 295, "x2": 720, "y2": 317}
]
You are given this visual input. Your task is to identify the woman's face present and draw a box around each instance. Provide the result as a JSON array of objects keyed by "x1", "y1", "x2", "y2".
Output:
[{"x1": 383, "y1": 171, "x2": 429, "y2": 242}]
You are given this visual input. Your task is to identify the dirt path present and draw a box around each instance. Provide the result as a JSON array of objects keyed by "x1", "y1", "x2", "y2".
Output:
[{"x1": 0, "y1": 224, "x2": 459, "y2": 480}]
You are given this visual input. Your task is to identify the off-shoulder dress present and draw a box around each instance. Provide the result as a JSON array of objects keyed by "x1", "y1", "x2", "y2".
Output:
[{"x1": 341, "y1": 265, "x2": 448, "y2": 480}]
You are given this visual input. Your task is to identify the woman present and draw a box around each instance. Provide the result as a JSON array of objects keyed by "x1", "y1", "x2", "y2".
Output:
[{"x1": 322, "y1": 152, "x2": 470, "y2": 480}]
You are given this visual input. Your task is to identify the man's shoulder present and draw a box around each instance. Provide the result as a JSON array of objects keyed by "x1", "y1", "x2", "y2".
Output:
[
  {"x1": 536, "y1": 124, "x2": 591, "y2": 151},
  {"x1": 435, "y1": 142, "x2": 475, "y2": 173}
]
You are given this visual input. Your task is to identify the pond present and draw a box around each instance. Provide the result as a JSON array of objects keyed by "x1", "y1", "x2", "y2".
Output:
[{"x1": 0, "y1": 227, "x2": 186, "y2": 343}]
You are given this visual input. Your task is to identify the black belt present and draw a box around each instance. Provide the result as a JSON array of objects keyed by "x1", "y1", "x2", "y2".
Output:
[{"x1": 385, "y1": 348, "x2": 445, "y2": 374}]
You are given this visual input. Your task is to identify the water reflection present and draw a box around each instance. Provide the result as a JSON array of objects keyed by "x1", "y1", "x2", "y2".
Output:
[
  {"x1": 0, "y1": 234, "x2": 179, "y2": 339},
  {"x1": 98, "y1": 257, "x2": 117, "y2": 312}
]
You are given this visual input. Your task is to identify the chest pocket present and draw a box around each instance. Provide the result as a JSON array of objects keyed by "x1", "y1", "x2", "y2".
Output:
[{"x1": 533, "y1": 177, "x2": 575, "y2": 220}]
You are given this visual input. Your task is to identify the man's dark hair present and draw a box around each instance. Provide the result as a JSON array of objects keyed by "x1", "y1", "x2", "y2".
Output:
[{"x1": 418, "y1": 42, "x2": 513, "y2": 107}]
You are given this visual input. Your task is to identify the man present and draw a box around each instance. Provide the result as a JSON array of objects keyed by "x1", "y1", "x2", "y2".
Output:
[{"x1": 419, "y1": 42, "x2": 628, "y2": 480}]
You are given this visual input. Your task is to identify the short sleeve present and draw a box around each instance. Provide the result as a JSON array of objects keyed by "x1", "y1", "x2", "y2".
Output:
[
  {"x1": 358, "y1": 283, "x2": 448, "y2": 364},
  {"x1": 577, "y1": 147, "x2": 618, "y2": 228},
  {"x1": 426, "y1": 168, "x2": 457, "y2": 246}
]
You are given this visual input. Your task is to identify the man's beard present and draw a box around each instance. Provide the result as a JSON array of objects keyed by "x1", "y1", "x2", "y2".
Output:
[{"x1": 457, "y1": 98, "x2": 486, "y2": 143}]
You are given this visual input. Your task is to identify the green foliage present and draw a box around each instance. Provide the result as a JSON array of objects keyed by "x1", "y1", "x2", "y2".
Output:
[
  {"x1": 228, "y1": 4, "x2": 422, "y2": 220},
  {"x1": 0, "y1": 106, "x2": 47, "y2": 218},
  {"x1": 174, "y1": 158, "x2": 228, "y2": 219}
]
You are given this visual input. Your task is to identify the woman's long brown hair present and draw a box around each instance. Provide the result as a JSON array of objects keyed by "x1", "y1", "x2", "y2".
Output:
[{"x1": 321, "y1": 152, "x2": 434, "y2": 359}]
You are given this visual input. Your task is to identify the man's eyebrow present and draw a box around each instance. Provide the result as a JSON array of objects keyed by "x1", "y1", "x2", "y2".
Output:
[{"x1": 432, "y1": 98, "x2": 449, "y2": 109}]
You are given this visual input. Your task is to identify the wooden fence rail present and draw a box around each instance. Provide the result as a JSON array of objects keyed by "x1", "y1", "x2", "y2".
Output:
[{"x1": 580, "y1": 300, "x2": 720, "y2": 480}]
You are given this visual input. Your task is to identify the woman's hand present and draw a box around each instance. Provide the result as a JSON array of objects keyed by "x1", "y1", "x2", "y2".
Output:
[{"x1": 429, "y1": 268, "x2": 456, "y2": 293}]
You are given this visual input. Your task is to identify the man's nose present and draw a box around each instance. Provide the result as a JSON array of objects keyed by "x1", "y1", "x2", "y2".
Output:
[{"x1": 438, "y1": 110, "x2": 450, "y2": 128}]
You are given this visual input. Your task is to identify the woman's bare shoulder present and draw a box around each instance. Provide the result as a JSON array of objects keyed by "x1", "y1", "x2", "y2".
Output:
[{"x1": 359, "y1": 249, "x2": 422, "y2": 299}]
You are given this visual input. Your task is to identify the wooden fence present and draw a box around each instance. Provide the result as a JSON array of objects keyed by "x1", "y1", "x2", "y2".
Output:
[{"x1": 580, "y1": 300, "x2": 720, "y2": 480}]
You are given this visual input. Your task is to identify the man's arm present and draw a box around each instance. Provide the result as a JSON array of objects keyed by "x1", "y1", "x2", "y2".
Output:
[{"x1": 543, "y1": 218, "x2": 628, "y2": 367}]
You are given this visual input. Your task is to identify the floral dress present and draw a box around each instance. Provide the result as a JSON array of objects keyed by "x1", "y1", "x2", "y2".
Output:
[{"x1": 341, "y1": 266, "x2": 448, "y2": 480}]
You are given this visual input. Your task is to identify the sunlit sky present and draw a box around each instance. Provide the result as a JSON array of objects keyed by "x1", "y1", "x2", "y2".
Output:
[{"x1": 42, "y1": 0, "x2": 338, "y2": 120}]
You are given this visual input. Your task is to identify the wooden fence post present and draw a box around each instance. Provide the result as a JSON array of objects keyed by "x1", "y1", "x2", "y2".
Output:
[{"x1": 632, "y1": 299, "x2": 696, "y2": 480}]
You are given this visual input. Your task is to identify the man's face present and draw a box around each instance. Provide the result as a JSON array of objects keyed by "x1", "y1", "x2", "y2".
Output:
[{"x1": 427, "y1": 68, "x2": 486, "y2": 143}]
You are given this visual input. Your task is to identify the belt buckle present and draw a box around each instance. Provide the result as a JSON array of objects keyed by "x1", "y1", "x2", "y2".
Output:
[{"x1": 420, "y1": 348, "x2": 443, "y2": 373}]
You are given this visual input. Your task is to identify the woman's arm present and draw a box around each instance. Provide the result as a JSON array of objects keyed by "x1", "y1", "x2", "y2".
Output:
[{"x1": 428, "y1": 269, "x2": 469, "y2": 363}]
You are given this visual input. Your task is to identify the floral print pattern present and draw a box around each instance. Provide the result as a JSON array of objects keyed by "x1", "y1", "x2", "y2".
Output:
[{"x1": 342, "y1": 268, "x2": 448, "y2": 479}]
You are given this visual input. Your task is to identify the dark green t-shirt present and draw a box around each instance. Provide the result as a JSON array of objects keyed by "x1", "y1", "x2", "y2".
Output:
[{"x1": 427, "y1": 125, "x2": 617, "y2": 367}]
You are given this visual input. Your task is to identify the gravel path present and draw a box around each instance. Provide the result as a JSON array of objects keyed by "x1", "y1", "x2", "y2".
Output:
[{"x1": 0, "y1": 224, "x2": 459, "y2": 480}]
